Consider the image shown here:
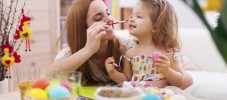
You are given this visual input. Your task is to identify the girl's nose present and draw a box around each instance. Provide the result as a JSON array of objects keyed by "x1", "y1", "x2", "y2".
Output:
[{"x1": 129, "y1": 17, "x2": 135, "y2": 22}]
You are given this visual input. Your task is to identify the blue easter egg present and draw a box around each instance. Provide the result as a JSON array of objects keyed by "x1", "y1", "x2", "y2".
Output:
[
  {"x1": 49, "y1": 85, "x2": 70, "y2": 99},
  {"x1": 143, "y1": 94, "x2": 161, "y2": 100}
]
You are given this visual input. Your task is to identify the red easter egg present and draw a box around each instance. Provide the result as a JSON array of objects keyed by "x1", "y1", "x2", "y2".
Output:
[{"x1": 32, "y1": 78, "x2": 50, "y2": 90}]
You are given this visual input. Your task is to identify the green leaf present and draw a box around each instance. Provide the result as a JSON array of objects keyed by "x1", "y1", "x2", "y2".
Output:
[
  {"x1": 213, "y1": 22, "x2": 227, "y2": 63},
  {"x1": 219, "y1": 0, "x2": 227, "y2": 37},
  {"x1": 182, "y1": 0, "x2": 227, "y2": 64}
]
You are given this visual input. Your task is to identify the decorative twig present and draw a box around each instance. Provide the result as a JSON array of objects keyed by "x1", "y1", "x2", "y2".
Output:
[
  {"x1": 13, "y1": 39, "x2": 23, "y2": 54},
  {"x1": 7, "y1": 0, "x2": 19, "y2": 40},
  {"x1": 3, "y1": 0, "x2": 13, "y2": 37},
  {"x1": 0, "y1": 0, "x2": 3, "y2": 35}
]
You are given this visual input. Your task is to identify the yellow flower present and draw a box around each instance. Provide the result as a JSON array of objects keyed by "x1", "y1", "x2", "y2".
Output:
[{"x1": 204, "y1": 0, "x2": 222, "y2": 11}]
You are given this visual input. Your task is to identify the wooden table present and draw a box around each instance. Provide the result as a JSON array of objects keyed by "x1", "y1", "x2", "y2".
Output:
[{"x1": 0, "y1": 91, "x2": 20, "y2": 100}]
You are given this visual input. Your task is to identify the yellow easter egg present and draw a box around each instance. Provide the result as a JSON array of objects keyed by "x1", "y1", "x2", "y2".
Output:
[{"x1": 28, "y1": 88, "x2": 48, "y2": 99}]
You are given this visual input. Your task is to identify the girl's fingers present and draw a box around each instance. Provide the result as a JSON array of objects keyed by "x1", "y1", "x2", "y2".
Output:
[
  {"x1": 155, "y1": 62, "x2": 167, "y2": 68},
  {"x1": 155, "y1": 58, "x2": 166, "y2": 64},
  {"x1": 159, "y1": 55, "x2": 169, "y2": 60}
]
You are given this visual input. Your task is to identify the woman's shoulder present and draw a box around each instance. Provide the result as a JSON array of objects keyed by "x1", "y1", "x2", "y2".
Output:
[{"x1": 54, "y1": 47, "x2": 72, "y2": 61}]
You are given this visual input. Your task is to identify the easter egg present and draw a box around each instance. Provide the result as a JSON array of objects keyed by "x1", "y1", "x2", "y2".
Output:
[
  {"x1": 144, "y1": 82, "x2": 152, "y2": 88},
  {"x1": 152, "y1": 51, "x2": 161, "y2": 60},
  {"x1": 49, "y1": 85, "x2": 70, "y2": 99},
  {"x1": 28, "y1": 88, "x2": 48, "y2": 99},
  {"x1": 143, "y1": 94, "x2": 161, "y2": 100},
  {"x1": 60, "y1": 81, "x2": 72, "y2": 91},
  {"x1": 32, "y1": 78, "x2": 50, "y2": 90},
  {"x1": 151, "y1": 89, "x2": 159, "y2": 94},
  {"x1": 45, "y1": 83, "x2": 56, "y2": 93}
]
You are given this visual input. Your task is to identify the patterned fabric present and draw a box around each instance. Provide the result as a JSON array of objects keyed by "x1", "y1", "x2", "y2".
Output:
[{"x1": 127, "y1": 55, "x2": 165, "y2": 81}]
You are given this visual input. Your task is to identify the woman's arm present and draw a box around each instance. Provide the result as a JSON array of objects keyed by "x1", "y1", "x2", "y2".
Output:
[
  {"x1": 45, "y1": 22, "x2": 108, "y2": 73},
  {"x1": 45, "y1": 47, "x2": 94, "y2": 73}
]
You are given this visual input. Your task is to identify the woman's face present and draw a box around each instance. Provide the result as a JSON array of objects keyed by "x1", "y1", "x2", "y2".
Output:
[{"x1": 86, "y1": 0, "x2": 115, "y2": 40}]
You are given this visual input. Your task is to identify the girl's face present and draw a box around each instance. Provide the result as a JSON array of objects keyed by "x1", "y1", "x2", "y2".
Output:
[
  {"x1": 128, "y1": 2, "x2": 154, "y2": 37},
  {"x1": 86, "y1": 0, "x2": 115, "y2": 40}
]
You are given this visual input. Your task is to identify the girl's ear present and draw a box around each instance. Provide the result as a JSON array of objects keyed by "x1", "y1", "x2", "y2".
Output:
[{"x1": 151, "y1": 26, "x2": 156, "y2": 33}]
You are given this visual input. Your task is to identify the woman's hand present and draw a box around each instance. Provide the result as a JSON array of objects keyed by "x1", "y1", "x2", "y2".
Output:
[
  {"x1": 155, "y1": 55, "x2": 171, "y2": 73},
  {"x1": 85, "y1": 22, "x2": 110, "y2": 53}
]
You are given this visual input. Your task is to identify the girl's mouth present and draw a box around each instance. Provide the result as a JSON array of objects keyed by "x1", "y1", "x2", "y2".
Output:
[{"x1": 129, "y1": 24, "x2": 136, "y2": 29}]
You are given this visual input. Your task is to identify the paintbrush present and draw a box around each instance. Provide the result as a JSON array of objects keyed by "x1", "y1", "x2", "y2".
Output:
[
  {"x1": 106, "y1": 20, "x2": 128, "y2": 29},
  {"x1": 111, "y1": 62, "x2": 121, "y2": 70}
]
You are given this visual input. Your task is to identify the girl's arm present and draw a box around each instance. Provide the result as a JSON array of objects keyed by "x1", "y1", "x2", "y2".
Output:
[
  {"x1": 123, "y1": 54, "x2": 133, "y2": 81},
  {"x1": 156, "y1": 54, "x2": 193, "y2": 89},
  {"x1": 105, "y1": 57, "x2": 128, "y2": 84}
]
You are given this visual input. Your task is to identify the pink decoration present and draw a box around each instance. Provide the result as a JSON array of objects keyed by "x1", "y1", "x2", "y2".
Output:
[
  {"x1": 152, "y1": 51, "x2": 161, "y2": 60},
  {"x1": 60, "y1": 81, "x2": 72, "y2": 91}
]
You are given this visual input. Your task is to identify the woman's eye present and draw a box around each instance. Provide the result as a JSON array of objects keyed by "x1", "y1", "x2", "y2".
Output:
[{"x1": 94, "y1": 16, "x2": 102, "y2": 21}]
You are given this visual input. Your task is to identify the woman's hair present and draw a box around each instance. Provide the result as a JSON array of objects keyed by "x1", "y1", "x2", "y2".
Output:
[
  {"x1": 141, "y1": 0, "x2": 180, "y2": 51},
  {"x1": 61, "y1": 0, "x2": 121, "y2": 86}
]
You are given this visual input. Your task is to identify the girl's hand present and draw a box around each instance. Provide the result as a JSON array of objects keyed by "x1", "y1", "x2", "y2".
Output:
[
  {"x1": 154, "y1": 54, "x2": 171, "y2": 72},
  {"x1": 85, "y1": 22, "x2": 110, "y2": 53},
  {"x1": 105, "y1": 57, "x2": 116, "y2": 74}
]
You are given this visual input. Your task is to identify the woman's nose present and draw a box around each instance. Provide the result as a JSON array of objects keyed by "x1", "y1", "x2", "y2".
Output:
[{"x1": 104, "y1": 14, "x2": 113, "y2": 23}]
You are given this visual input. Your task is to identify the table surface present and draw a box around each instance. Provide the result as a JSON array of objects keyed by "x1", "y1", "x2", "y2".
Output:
[
  {"x1": 0, "y1": 87, "x2": 203, "y2": 100},
  {"x1": 0, "y1": 91, "x2": 20, "y2": 100}
]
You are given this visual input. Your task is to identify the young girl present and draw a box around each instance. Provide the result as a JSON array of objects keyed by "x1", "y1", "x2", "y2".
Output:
[{"x1": 105, "y1": 0, "x2": 193, "y2": 89}]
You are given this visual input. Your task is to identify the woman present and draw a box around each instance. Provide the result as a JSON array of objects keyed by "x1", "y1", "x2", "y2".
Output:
[{"x1": 46, "y1": 0, "x2": 123, "y2": 86}]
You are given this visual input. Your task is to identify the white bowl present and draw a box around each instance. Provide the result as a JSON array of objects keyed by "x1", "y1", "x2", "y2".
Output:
[{"x1": 95, "y1": 87, "x2": 145, "y2": 100}]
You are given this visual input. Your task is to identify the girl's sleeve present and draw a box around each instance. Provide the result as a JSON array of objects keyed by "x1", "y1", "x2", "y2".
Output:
[{"x1": 174, "y1": 49, "x2": 198, "y2": 70}]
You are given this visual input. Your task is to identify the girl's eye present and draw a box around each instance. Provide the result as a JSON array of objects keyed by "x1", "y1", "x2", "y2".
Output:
[
  {"x1": 130, "y1": 15, "x2": 133, "y2": 18},
  {"x1": 137, "y1": 15, "x2": 142, "y2": 18}
]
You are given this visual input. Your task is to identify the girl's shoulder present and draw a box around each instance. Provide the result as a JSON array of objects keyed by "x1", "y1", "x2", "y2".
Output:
[
  {"x1": 54, "y1": 47, "x2": 71, "y2": 61},
  {"x1": 124, "y1": 46, "x2": 137, "y2": 57}
]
